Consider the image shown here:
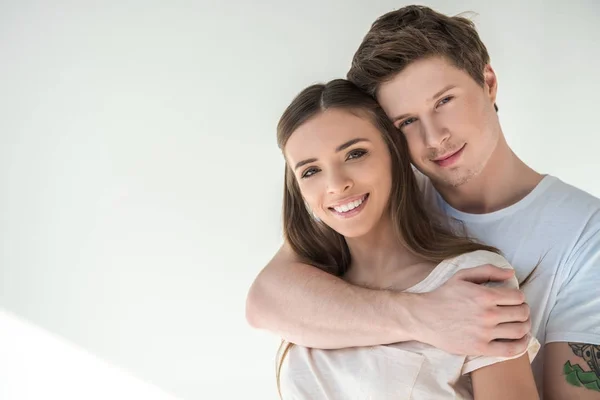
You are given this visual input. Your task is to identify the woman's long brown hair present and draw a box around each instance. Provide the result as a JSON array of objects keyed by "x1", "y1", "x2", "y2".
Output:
[{"x1": 275, "y1": 79, "x2": 499, "y2": 397}]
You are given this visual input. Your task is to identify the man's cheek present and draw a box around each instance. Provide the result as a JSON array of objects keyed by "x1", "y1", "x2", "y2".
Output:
[{"x1": 407, "y1": 146, "x2": 422, "y2": 166}]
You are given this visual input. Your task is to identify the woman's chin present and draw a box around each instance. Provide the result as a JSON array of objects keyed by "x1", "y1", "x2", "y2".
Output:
[{"x1": 329, "y1": 225, "x2": 371, "y2": 239}]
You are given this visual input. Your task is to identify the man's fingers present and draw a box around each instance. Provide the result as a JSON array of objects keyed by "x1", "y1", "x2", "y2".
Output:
[
  {"x1": 495, "y1": 303, "x2": 530, "y2": 323},
  {"x1": 491, "y1": 288, "x2": 527, "y2": 306},
  {"x1": 454, "y1": 264, "x2": 515, "y2": 285},
  {"x1": 485, "y1": 335, "x2": 531, "y2": 358},
  {"x1": 492, "y1": 319, "x2": 532, "y2": 340}
]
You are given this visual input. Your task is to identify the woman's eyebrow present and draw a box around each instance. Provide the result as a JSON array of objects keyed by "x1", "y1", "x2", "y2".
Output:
[{"x1": 294, "y1": 138, "x2": 370, "y2": 170}]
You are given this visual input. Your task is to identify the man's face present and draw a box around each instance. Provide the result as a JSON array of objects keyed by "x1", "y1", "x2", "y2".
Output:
[{"x1": 377, "y1": 56, "x2": 501, "y2": 188}]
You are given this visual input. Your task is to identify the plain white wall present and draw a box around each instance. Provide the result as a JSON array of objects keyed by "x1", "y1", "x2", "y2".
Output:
[{"x1": 1, "y1": 1, "x2": 598, "y2": 399}]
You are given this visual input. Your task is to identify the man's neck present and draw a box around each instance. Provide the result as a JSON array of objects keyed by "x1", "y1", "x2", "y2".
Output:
[{"x1": 435, "y1": 135, "x2": 544, "y2": 214}]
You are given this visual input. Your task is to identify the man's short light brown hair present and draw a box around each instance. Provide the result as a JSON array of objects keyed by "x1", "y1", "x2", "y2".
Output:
[{"x1": 347, "y1": 5, "x2": 498, "y2": 111}]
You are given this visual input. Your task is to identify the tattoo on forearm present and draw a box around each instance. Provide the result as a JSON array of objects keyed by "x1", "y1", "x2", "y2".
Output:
[{"x1": 563, "y1": 342, "x2": 600, "y2": 392}]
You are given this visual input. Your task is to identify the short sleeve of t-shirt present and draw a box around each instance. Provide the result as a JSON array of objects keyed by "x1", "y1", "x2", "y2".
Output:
[
  {"x1": 437, "y1": 251, "x2": 541, "y2": 375},
  {"x1": 545, "y1": 228, "x2": 600, "y2": 345}
]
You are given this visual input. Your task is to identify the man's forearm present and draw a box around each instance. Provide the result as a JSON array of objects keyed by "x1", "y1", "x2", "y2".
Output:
[{"x1": 245, "y1": 259, "x2": 417, "y2": 349}]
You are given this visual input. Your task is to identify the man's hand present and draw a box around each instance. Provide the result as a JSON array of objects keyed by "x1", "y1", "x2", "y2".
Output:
[{"x1": 410, "y1": 264, "x2": 531, "y2": 357}]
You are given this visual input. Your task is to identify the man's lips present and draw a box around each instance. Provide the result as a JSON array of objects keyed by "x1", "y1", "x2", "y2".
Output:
[{"x1": 432, "y1": 144, "x2": 466, "y2": 167}]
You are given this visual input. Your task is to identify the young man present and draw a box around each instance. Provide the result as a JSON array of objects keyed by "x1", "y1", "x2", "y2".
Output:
[{"x1": 246, "y1": 5, "x2": 600, "y2": 398}]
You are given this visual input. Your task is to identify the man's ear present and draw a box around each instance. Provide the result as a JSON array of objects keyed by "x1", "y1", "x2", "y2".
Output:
[{"x1": 483, "y1": 64, "x2": 498, "y2": 106}]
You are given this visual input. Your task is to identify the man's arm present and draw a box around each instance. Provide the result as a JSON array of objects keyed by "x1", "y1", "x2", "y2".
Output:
[
  {"x1": 246, "y1": 242, "x2": 532, "y2": 356},
  {"x1": 246, "y1": 242, "x2": 408, "y2": 348},
  {"x1": 541, "y1": 227, "x2": 600, "y2": 399},
  {"x1": 544, "y1": 342, "x2": 600, "y2": 399}
]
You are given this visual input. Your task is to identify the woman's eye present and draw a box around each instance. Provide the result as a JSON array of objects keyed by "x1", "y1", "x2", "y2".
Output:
[
  {"x1": 347, "y1": 149, "x2": 367, "y2": 160},
  {"x1": 301, "y1": 167, "x2": 319, "y2": 179}
]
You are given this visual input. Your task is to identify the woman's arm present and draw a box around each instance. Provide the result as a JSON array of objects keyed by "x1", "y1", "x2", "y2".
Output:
[{"x1": 471, "y1": 353, "x2": 539, "y2": 399}]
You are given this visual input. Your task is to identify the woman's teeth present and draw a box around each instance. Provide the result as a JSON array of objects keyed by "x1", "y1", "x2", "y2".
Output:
[{"x1": 333, "y1": 196, "x2": 365, "y2": 213}]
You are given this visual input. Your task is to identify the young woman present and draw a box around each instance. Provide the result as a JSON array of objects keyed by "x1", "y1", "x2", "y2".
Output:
[{"x1": 274, "y1": 79, "x2": 540, "y2": 399}]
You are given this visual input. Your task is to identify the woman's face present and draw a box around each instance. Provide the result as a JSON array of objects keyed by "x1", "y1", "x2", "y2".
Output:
[{"x1": 284, "y1": 108, "x2": 393, "y2": 238}]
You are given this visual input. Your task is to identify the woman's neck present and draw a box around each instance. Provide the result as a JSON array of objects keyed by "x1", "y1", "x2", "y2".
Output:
[{"x1": 343, "y1": 217, "x2": 436, "y2": 291}]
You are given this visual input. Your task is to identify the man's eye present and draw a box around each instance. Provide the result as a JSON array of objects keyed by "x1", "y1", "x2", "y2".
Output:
[
  {"x1": 301, "y1": 167, "x2": 319, "y2": 178},
  {"x1": 399, "y1": 118, "x2": 417, "y2": 128},
  {"x1": 438, "y1": 96, "x2": 453, "y2": 107}
]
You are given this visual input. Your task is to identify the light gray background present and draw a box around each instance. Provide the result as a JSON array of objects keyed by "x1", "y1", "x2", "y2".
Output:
[{"x1": 1, "y1": 0, "x2": 599, "y2": 399}]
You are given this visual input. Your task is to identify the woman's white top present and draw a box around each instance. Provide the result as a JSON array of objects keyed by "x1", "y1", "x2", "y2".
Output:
[{"x1": 279, "y1": 250, "x2": 540, "y2": 399}]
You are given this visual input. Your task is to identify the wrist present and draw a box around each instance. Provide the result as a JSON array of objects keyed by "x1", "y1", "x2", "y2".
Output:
[{"x1": 388, "y1": 291, "x2": 424, "y2": 343}]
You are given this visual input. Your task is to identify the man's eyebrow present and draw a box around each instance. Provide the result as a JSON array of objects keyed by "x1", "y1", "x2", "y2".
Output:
[
  {"x1": 293, "y1": 138, "x2": 370, "y2": 170},
  {"x1": 391, "y1": 84, "x2": 457, "y2": 124},
  {"x1": 429, "y1": 84, "x2": 456, "y2": 102}
]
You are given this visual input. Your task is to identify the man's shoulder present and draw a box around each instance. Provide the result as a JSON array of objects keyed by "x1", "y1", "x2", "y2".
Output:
[
  {"x1": 539, "y1": 176, "x2": 600, "y2": 230},
  {"x1": 536, "y1": 177, "x2": 600, "y2": 266},
  {"x1": 544, "y1": 176, "x2": 600, "y2": 209}
]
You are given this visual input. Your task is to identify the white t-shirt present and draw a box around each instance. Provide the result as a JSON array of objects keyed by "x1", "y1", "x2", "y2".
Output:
[
  {"x1": 280, "y1": 251, "x2": 540, "y2": 399},
  {"x1": 417, "y1": 173, "x2": 600, "y2": 390}
]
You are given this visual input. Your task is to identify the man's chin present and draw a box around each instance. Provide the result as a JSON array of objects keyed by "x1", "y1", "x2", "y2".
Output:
[{"x1": 432, "y1": 169, "x2": 478, "y2": 188}]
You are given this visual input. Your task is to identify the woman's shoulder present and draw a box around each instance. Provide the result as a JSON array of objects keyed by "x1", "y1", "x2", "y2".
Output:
[
  {"x1": 443, "y1": 250, "x2": 519, "y2": 289},
  {"x1": 406, "y1": 250, "x2": 517, "y2": 293},
  {"x1": 445, "y1": 250, "x2": 513, "y2": 272}
]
